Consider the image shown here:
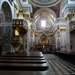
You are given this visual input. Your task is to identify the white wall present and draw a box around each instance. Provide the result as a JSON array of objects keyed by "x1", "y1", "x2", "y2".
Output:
[{"x1": 60, "y1": 30, "x2": 67, "y2": 51}]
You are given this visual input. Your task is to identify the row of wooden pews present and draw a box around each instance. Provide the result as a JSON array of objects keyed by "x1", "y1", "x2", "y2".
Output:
[
  {"x1": 55, "y1": 51, "x2": 75, "y2": 65},
  {"x1": 0, "y1": 51, "x2": 52, "y2": 75}
]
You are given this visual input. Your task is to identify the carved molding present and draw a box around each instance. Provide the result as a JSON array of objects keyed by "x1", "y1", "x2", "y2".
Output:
[
  {"x1": 69, "y1": 21, "x2": 75, "y2": 32},
  {"x1": 65, "y1": 14, "x2": 73, "y2": 20},
  {"x1": 14, "y1": 4, "x2": 18, "y2": 11},
  {"x1": 65, "y1": 9, "x2": 75, "y2": 20},
  {"x1": 16, "y1": 9, "x2": 30, "y2": 20},
  {"x1": 24, "y1": 14, "x2": 30, "y2": 20},
  {"x1": 28, "y1": 25, "x2": 34, "y2": 32}
]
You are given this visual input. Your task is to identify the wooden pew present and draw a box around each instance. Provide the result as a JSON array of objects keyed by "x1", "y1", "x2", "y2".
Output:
[
  {"x1": 55, "y1": 51, "x2": 75, "y2": 65},
  {"x1": 0, "y1": 51, "x2": 49, "y2": 71},
  {"x1": 0, "y1": 57, "x2": 45, "y2": 60},
  {"x1": 0, "y1": 59, "x2": 46, "y2": 63},
  {"x1": 2, "y1": 51, "x2": 44, "y2": 58},
  {"x1": 0, "y1": 63, "x2": 48, "y2": 71},
  {"x1": 0, "y1": 70, "x2": 52, "y2": 75}
]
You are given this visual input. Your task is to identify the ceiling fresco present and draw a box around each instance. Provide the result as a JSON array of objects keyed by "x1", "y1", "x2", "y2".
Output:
[
  {"x1": 29, "y1": 0, "x2": 61, "y2": 7},
  {"x1": 50, "y1": 3, "x2": 61, "y2": 17},
  {"x1": 35, "y1": 11, "x2": 54, "y2": 32},
  {"x1": 30, "y1": 3, "x2": 60, "y2": 18}
]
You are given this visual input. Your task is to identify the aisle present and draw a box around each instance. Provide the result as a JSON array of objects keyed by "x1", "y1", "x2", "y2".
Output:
[{"x1": 44, "y1": 54, "x2": 75, "y2": 75}]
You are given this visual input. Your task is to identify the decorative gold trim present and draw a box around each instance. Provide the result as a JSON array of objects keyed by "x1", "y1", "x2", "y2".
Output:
[{"x1": 14, "y1": 4, "x2": 18, "y2": 11}]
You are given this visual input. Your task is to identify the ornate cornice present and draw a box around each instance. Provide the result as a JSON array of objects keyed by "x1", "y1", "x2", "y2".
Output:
[
  {"x1": 62, "y1": 4, "x2": 75, "y2": 21},
  {"x1": 16, "y1": 9, "x2": 30, "y2": 20},
  {"x1": 65, "y1": 14, "x2": 73, "y2": 20},
  {"x1": 65, "y1": 8, "x2": 75, "y2": 20}
]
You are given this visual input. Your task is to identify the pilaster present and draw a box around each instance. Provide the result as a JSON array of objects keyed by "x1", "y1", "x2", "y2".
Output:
[{"x1": 62, "y1": 4, "x2": 75, "y2": 52}]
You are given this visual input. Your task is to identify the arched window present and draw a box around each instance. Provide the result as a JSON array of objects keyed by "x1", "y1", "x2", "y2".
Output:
[{"x1": 41, "y1": 20, "x2": 46, "y2": 27}]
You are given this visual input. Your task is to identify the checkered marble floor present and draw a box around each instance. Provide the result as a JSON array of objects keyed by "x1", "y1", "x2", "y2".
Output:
[{"x1": 44, "y1": 54, "x2": 75, "y2": 75}]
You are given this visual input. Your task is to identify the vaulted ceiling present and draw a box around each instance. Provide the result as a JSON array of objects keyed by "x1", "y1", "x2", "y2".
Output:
[{"x1": 29, "y1": 0, "x2": 61, "y2": 32}]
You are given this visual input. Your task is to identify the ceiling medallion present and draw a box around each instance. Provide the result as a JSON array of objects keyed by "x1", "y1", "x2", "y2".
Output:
[{"x1": 29, "y1": 0, "x2": 61, "y2": 7}]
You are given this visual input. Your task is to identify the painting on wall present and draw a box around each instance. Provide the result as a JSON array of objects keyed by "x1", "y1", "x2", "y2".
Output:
[
  {"x1": 39, "y1": 35, "x2": 48, "y2": 45},
  {"x1": 50, "y1": 3, "x2": 60, "y2": 17}
]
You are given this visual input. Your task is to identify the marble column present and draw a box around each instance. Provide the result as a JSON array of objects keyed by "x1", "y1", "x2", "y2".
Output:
[
  {"x1": 27, "y1": 30, "x2": 31, "y2": 51},
  {"x1": 60, "y1": 30, "x2": 66, "y2": 51},
  {"x1": 66, "y1": 20, "x2": 70, "y2": 52}
]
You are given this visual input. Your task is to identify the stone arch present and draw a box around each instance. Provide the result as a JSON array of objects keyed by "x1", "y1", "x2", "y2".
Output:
[
  {"x1": 33, "y1": 8, "x2": 57, "y2": 20},
  {"x1": 1, "y1": 1, "x2": 12, "y2": 22},
  {"x1": 0, "y1": 0, "x2": 13, "y2": 22},
  {"x1": 33, "y1": 8, "x2": 57, "y2": 32}
]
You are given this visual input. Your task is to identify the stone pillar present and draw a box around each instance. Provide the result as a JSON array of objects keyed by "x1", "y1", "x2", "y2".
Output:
[
  {"x1": 66, "y1": 20, "x2": 70, "y2": 52},
  {"x1": 34, "y1": 35, "x2": 36, "y2": 45},
  {"x1": 55, "y1": 32, "x2": 58, "y2": 50},
  {"x1": 60, "y1": 29, "x2": 66, "y2": 51},
  {"x1": 49, "y1": 35, "x2": 51, "y2": 45},
  {"x1": 27, "y1": 30, "x2": 30, "y2": 51},
  {"x1": 0, "y1": 12, "x2": 2, "y2": 23},
  {"x1": 37, "y1": 35, "x2": 39, "y2": 45},
  {"x1": 0, "y1": 12, "x2": 2, "y2": 54},
  {"x1": 60, "y1": 30, "x2": 63, "y2": 51},
  {"x1": 24, "y1": 34, "x2": 27, "y2": 51}
]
